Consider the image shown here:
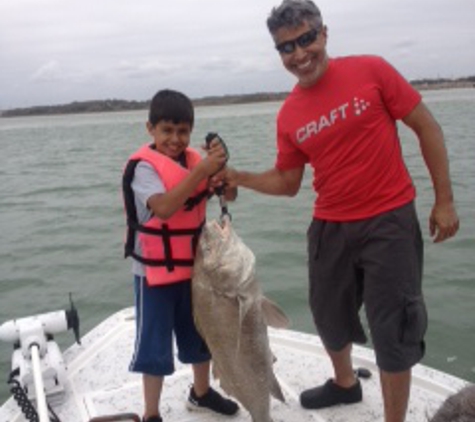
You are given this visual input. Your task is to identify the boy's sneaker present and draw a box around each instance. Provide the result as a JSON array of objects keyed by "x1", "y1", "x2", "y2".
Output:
[{"x1": 186, "y1": 386, "x2": 239, "y2": 416}]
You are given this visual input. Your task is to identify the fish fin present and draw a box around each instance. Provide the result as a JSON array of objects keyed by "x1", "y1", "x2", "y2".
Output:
[
  {"x1": 261, "y1": 297, "x2": 290, "y2": 329},
  {"x1": 270, "y1": 373, "x2": 286, "y2": 402},
  {"x1": 238, "y1": 295, "x2": 253, "y2": 324},
  {"x1": 212, "y1": 362, "x2": 221, "y2": 380},
  {"x1": 214, "y1": 365, "x2": 235, "y2": 398},
  {"x1": 236, "y1": 295, "x2": 254, "y2": 352},
  {"x1": 220, "y1": 380, "x2": 235, "y2": 399}
]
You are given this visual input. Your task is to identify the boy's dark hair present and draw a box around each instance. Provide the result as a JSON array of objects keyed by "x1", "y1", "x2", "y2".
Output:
[{"x1": 148, "y1": 89, "x2": 194, "y2": 128}]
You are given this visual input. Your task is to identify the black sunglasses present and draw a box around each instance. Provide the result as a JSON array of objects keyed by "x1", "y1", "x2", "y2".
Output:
[{"x1": 275, "y1": 28, "x2": 319, "y2": 55}]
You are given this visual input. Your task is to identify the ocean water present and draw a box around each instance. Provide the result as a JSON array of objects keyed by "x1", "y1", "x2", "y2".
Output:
[{"x1": 0, "y1": 88, "x2": 474, "y2": 403}]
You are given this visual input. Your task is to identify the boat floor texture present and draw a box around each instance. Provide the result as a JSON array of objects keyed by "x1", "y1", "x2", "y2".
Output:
[{"x1": 1, "y1": 308, "x2": 468, "y2": 422}]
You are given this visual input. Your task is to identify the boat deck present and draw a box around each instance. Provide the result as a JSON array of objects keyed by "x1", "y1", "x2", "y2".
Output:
[{"x1": 1, "y1": 307, "x2": 468, "y2": 422}]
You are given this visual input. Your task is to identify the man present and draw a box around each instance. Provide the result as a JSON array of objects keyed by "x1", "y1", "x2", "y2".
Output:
[{"x1": 224, "y1": 1, "x2": 459, "y2": 421}]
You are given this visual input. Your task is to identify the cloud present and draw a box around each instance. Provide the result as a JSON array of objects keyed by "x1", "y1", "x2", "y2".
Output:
[
  {"x1": 116, "y1": 60, "x2": 183, "y2": 79},
  {"x1": 30, "y1": 61, "x2": 63, "y2": 82},
  {"x1": 1, "y1": 0, "x2": 474, "y2": 108}
]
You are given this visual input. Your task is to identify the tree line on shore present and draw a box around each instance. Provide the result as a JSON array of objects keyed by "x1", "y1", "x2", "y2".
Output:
[
  {"x1": 1, "y1": 92, "x2": 289, "y2": 118},
  {"x1": 2, "y1": 77, "x2": 474, "y2": 118}
]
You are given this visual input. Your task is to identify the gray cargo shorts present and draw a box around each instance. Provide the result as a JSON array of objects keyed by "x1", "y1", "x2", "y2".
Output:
[{"x1": 307, "y1": 201, "x2": 427, "y2": 372}]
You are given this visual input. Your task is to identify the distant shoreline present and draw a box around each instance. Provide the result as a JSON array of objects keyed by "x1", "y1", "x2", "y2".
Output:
[{"x1": 1, "y1": 78, "x2": 473, "y2": 118}]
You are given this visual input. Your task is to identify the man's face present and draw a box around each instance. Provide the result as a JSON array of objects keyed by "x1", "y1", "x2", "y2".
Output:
[
  {"x1": 146, "y1": 120, "x2": 191, "y2": 159},
  {"x1": 273, "y1": 21, "x2": 328, "y2": 87}
]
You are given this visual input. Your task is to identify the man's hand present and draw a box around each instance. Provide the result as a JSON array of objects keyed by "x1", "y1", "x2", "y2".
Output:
[
  {"x1": 208, "y1": 168, "x2": 226, "y2": 192},
  {"x1": 429, "y1": 202, "x2": 459, "y2": 243},
  {"x1": 222, "y1": 167, "x2": 239, "y2": 189}
]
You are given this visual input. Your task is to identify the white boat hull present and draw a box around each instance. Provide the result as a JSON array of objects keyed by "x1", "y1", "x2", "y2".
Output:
[{"x1": 1, "y1": 307, "x2": 468, "y2": 422}]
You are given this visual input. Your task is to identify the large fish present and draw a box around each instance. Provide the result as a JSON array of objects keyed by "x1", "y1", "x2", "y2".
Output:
[
  {"x1": 429, "y1": 385, "x2": 475, "y2": 422},
  {"x1": 192, "y1": 217, "x2": 290, "y2": 422}
]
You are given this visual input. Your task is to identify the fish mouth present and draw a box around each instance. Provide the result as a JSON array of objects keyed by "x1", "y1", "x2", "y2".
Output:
[
  {"x1": 200, "y1": 218, "x2": 231, "y2": 252},
  {"x1": 197, "y1": 218, "x2": 232, "y2": 267},
  {"x1": 210, "y1": 216, "x2": 231, "y2": 236}
]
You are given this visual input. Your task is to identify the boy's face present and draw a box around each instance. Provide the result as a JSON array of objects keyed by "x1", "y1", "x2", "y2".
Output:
[{"x1": 147, "y1": 120, "x2": 192, "y2": 159}]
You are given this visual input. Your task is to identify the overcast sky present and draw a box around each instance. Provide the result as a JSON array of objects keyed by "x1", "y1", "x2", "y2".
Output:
[{"x1": 1, "y1": 0, "x2": 474, "y2": 109}]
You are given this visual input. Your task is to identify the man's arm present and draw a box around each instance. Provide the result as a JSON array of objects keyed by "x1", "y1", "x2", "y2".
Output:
[
  {"x1": 225, "y1": 166, "x2": 305, "y2": 197},
  {"x1": 402, "y1": 101, "x2": 459, "y2": 242}
]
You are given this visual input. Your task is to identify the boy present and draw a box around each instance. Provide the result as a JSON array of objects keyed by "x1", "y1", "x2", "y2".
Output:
[{"x1": 122, "y1": 89, "x2": 238, "y2": 422}]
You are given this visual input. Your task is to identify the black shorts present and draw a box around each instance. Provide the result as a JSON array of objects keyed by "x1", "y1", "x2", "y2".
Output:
[{"x1": 307, "y1": 202, "x2": 427, "y2": 372}]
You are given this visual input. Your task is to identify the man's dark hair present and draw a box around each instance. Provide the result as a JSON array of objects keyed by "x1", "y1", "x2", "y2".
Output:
[{"x1": 267, "y1": 0, "x2": 322, "y2": 34}]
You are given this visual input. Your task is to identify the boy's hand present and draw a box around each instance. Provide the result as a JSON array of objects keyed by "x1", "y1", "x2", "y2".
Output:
[
  {"x1": 198, "y1": 138, "x2": 228, "y2": 177},
  {"x1": 208, "y1": 168, "x2": 226, "y2": 193}
]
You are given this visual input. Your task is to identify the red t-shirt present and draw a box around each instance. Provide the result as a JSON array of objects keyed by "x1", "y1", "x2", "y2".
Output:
[{"x1": 276, "y1": 55, "x2": 421, "y2": 221}]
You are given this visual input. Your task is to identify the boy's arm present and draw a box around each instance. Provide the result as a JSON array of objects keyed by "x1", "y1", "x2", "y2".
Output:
[
  {"x1": 148, "y1": 142, "x2": 228, "y2": 220},
  {"x1": 147, "y1": 166, "x2": 208, "y2": 220}
]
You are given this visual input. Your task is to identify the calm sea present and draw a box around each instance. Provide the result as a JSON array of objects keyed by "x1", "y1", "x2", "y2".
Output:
[{"x1": 0, "y1": 88, "x2": 474, "y2": 402}]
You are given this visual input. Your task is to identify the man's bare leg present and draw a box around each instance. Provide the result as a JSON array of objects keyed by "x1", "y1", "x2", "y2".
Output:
[
  {"x1": 327, "y1": 343, "x2": 358, "y2": 387},
  {"x1": 380, "y1": 369, "x2": 411, "y2": 422}
]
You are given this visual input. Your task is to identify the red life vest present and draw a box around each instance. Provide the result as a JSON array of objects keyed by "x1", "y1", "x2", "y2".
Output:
[{"x1": 122, "y1": 144, "x2": 208, "y2": 286}]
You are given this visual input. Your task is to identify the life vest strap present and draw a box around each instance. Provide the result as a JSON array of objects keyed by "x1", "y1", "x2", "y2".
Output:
[
  {"x1": 125, "y1": 221, "x2": 204, "y2": 272},
  {"x1": 127, "y1": 219, "x2": 200, "y2": 236},
  {"x1": 161, "y1": 224, "x2": 174, "y2": 272},
  {"x1": 128, "y1": 251, "x2": 195, "y2": 268},
  {"x1": 184, "y1": 189, "x2": 213, "y2": 211}
]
